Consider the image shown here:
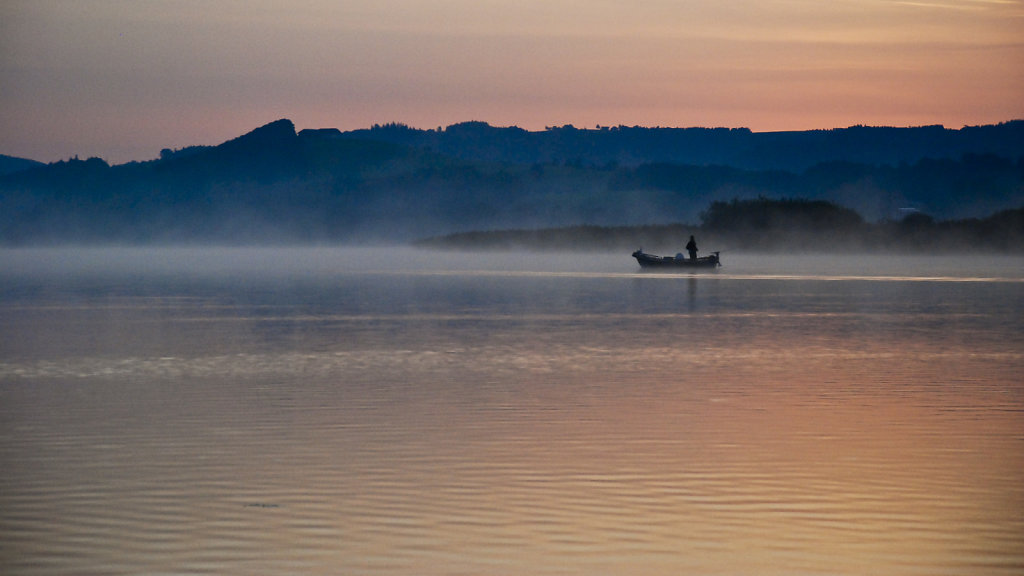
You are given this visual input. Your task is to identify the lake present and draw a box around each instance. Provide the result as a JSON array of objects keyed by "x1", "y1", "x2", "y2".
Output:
[{"x1": 1, "y1": 247, "x2": 1022, "y2": 575}]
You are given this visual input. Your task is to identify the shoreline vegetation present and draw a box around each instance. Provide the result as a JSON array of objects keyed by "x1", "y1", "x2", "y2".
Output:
[{"x1": 415, "y1": 198, "x2": 1024, "y2": 254}]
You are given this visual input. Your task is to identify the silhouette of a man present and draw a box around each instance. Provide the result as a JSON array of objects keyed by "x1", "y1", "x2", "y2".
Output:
[{"x1": 685, "y1": 235, "x2": 698, "y2": 260}]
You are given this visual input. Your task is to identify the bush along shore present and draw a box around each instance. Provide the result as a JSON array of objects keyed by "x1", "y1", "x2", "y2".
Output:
[{"x1": 415, "y1": 198, "x2": 1024, "y2": 253}]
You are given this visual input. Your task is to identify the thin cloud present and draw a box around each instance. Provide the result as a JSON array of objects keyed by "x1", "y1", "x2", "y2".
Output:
[{"x1": 893, "y1": 0, "x2": 1019, "y2": 9}]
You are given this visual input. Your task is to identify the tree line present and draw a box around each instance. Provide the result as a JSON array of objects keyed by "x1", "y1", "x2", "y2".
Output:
[{"x1": 417, "y1": 198, "x2": 1024, "y2": 253}]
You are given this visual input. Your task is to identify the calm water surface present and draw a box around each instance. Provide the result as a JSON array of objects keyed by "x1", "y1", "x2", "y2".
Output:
[{"x1": 1, "y1": 247, "x2": 1022, "y2": 575}]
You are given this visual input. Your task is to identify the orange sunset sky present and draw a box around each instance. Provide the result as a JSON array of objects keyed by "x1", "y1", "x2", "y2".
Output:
[{"x1": 2, "y1": 0, "x2": 1022, "y2": 164}]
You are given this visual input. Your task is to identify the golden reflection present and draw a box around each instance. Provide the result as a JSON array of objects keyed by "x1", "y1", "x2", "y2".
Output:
[{"x1": 3, "y1": 258, "x2": 1022, "y2": 575}]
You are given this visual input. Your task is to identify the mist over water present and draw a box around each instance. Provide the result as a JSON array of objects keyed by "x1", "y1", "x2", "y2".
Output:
[
  {"x1": 1, "y1": 247, "x2": 1022, "y2": 575},
  {"x1": 5, "y1": 245, "x2": 1023, "y2": 280}
]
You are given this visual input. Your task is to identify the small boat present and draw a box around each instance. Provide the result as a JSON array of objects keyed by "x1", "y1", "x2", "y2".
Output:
[{"x1": 632, "y1": 249, "x2": 721, "y2": 269}]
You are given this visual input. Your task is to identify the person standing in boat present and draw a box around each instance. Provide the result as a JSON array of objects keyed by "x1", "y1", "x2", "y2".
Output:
[{"x1": 685, "y1": 235, "x2": 698, "y2": 260}]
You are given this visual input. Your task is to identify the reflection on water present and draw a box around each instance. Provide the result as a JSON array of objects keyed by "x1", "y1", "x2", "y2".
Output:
[{"x1": 1, "y1": 248, "x2": 1022, "y2": 575}]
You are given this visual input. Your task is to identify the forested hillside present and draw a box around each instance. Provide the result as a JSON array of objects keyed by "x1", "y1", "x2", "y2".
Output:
[{"x1": 2, "y1": 119, "x2": 1022, "y2": 246}]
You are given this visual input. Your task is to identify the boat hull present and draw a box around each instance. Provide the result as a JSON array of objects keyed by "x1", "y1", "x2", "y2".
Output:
[{"x1": 632, "y1": 250, "x2": 721, "y2": 269}]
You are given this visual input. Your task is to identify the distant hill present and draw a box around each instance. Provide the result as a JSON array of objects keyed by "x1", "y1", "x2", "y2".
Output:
[
  {"x1": 0, "y1": 154, "x2": 44, "y2": 176},
  {"x1": 1, "y1": 119, "x2": 1022, "y2": 245},
  {"x1": 328, "y1": 120, "x2": 1024, "y2": 172}
]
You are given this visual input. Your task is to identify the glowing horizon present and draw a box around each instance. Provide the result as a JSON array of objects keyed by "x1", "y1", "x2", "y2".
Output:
[{"x1": 2, "y1": 0, "x2": 1022, "y2": 164}]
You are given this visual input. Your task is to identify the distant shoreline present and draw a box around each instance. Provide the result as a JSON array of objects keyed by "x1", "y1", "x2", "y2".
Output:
[
  {"x1": 415, "y1": 203, "x2": 1024, "y2": 254},
  {"x1": 414, "y1": 230, "x2": 1024, "y2": 254}
]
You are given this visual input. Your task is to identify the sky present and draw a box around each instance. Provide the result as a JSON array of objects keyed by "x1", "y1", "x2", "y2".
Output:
[{"x1": 2, "y1": 0, "x2": 1022, "y2": 164}]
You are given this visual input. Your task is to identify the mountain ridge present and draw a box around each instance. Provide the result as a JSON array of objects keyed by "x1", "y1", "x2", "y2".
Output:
[
  {"x1": 325, "y1": 120, "x2": 1024, "y2": 172},
  {"x1": 1, "y1": 119, "x2": 1022, "y2": 245}
]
